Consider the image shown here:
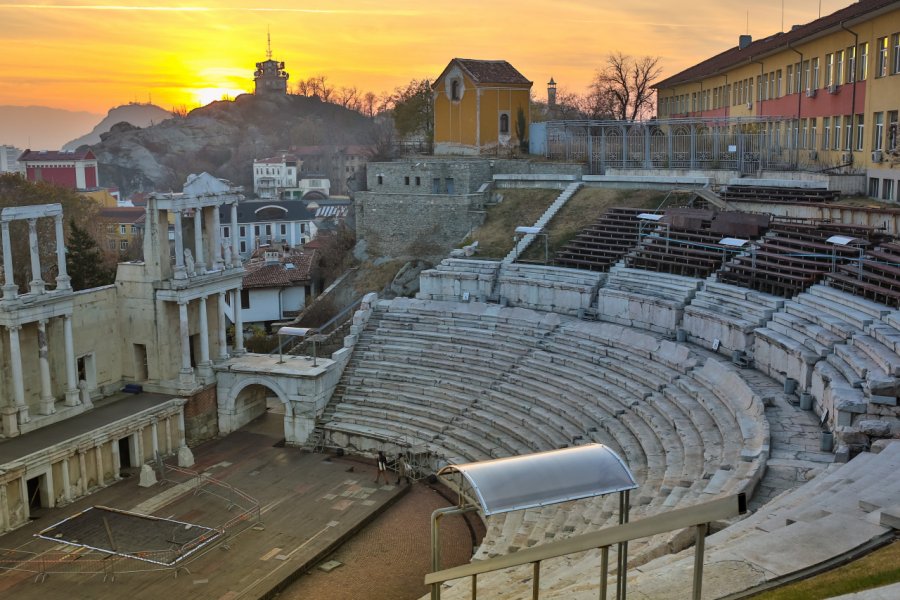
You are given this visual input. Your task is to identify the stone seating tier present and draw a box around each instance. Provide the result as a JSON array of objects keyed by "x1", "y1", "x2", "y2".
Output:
[
  {"x1": 320, "y1": 299, "x2": 773, "y2": 593},
  {"x1": 682, "y1": 280, "x2": 785, "y2": 354}
]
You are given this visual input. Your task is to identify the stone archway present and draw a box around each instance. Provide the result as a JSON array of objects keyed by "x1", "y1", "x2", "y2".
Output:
[{"x1": 220, "y1": 375, "x2": 291, "y2": 436}]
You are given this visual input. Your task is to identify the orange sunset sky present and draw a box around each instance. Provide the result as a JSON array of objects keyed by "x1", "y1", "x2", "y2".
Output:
[{"x1": 1, "y1": 0, "x2": 852, "y2": 113}]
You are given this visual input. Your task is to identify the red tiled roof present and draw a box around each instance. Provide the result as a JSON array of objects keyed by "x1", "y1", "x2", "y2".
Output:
[
  {"x1": 242, "y1": 250, "x2": 317, "y2": 289},
  {"x1": 19, "y1": 149, "x2": 96, "y2": 162},
  {"x1": 434, "y1": 58, "x2": 532, "y2": 88},
  {"x1": 655, "y1": 0, "x2": 900, "y2": 88}
]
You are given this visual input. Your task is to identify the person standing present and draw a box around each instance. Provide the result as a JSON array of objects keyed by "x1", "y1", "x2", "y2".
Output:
[
  {"x1": 374, "y1": 450, "x2": 388, "y2": 484},
  {"x1": 396, "y1": 453, "x2": 411, "y2": 485}
]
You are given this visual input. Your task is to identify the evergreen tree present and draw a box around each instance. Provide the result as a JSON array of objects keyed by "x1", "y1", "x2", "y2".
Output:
[{"x1": 66, "y1": 219, "x2": 113, "y2": 290}]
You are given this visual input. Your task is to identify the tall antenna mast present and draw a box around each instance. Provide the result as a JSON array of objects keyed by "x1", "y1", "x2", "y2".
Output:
[{"x1": 266, "y1": 27, "x2": 272, "y2": 60}]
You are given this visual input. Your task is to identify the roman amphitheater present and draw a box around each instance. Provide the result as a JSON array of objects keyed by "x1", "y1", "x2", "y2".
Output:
[
  {"x1": 0, "y1": 177, "x2": 899, "y2": 600},
  {"x1": 315, "y1": 182, "x2": 900, "y2": 598}
]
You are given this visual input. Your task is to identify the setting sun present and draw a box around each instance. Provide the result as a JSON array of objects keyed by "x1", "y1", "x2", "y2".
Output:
[{"x1": 193, "y1": 87, "x2": 250, "y2": 107}]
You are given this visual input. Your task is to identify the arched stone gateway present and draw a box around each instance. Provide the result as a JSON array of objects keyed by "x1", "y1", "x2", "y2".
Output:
[{"x1": 215, "y1": 352, "x2": 347, "y2": 446}]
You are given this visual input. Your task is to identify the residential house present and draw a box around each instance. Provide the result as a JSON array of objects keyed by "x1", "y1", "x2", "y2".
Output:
[
  {"x1": 239, "y1": 244, "x2": 318, "y2": 323},
  {"x1": 220, "y1": 199, "x2": 317, "y2": 259},
  {"x1": 432, "y1": 58, "x2": 533, "y2": 155}
]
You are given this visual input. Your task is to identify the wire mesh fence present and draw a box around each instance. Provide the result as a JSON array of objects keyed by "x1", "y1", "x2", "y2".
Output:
[{"x1": 0, "y1": 461, "x2": 260, "y2": 581}]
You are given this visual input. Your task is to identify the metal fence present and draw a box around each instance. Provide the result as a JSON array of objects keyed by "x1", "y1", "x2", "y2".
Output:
[{"x1": 544, "y1": 117, "x2": 820, "y2": 175}]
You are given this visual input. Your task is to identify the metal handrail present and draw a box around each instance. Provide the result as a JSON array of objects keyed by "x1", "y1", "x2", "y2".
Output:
[{"x1": 425, "y1": 493, "x2": 746, "y2": 600}]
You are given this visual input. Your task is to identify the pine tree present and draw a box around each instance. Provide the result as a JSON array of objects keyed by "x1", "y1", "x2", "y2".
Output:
[{"x1": 66, "y1": 219, "x2": 113, "y2": 290}]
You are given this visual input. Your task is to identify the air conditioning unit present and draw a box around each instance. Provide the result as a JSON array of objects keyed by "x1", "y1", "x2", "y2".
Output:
[
  {"x1": 841, "y1": 152, "x2": 852, "y2": 163},
  {"x1": 827, "y1": 84, "x2": 839, "y2": 94},
  {"x1": 809, "y1": 150, "x2": 818, "y2": 160},
  {"x1": 806, "y1": 88, "x2": 817, "y2": 98},
  {"x1": 872, "y1": 150, "x2": 884, "y2": 163},
  {"x1": 746, "y1": 102, "x2": 753, "y2": 109}
]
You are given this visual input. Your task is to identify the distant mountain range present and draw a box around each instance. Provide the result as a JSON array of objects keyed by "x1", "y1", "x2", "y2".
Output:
[
  {"x1": 0, "y1": 105, "x2": 102, "y2": 151},
  {"x1": 63, "y1": 103, "x2": 173, "y2": 150}
]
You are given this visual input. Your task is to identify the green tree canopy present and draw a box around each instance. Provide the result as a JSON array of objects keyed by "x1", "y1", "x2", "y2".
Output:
[
  {"x1": 0, "y1": 174, "x2": 103, "y2": 292},
  {"x1": 390, "y1": 78, "x2": 433, "y2": 146},
  {"x1": 66, "y1": 219, "x2": 114, "y2": 291}
]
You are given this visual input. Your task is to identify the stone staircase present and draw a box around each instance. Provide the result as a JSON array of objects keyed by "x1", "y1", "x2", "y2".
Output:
[{"x1": 503, "y1": 181, "x2": 583, "y2": 263}]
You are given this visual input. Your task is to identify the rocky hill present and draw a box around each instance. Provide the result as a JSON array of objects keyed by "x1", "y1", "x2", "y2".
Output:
[
  {"x1": 63, "y1": 103, "x2": 172, "y2": 151},
  {"x1": 91, "y1": 93, "x2": 375, "y2": 196}
]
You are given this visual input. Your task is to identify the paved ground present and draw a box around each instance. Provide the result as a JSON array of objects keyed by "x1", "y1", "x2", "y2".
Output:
[
  {"x1": 0, "y1": 392, "x2": 173, "y2": 463},
  {"x1": 0, "y1": 412, "x2": 414, "y2": 599},
  {"x1": 283, "y1": 483, "x2": 486, "y2": 600}
]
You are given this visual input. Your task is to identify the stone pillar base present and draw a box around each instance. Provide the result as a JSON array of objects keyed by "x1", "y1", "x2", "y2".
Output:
[
  {"x1": 179, "y1": 369, "x2": 196, "y2": 387},
  {"x1": 177, "y1": 446, "x2": 195, "y2": 468},
  {"x1": 39, "y1": 398, "x2": 56, "y2": 415},
  {"x1": 55, "y1": 275, "x2": 72, "y2": 291},
  {"x1": 64, "y1": 390, "x2": 80, "y2": 407},
  {"x1": 16, "y1": 407, "x2": 29, "y2": 425},
  {"x1": 197, "y1": 362, "x2": 214, "y2": 378},
  {"x1": 138, "y1": 464, "x2": 158, "y2": 487},
  {"x1": 2, "y1": 284, "x2": 18, "y2": 299},
  {"x1": 1, "y1": 408, "x2": 19, "y2": 437}
]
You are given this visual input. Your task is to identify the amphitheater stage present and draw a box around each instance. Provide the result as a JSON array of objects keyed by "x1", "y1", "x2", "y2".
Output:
[{"x1": 0, "y1": 412, "x2": 407, "y2": 600}]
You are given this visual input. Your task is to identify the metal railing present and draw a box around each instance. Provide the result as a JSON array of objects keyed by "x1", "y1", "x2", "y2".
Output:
[
  {"x1": 543, "y1": 117, "x2": 826, "y2": 175},
  {"x1": 425, "y1": 493, "x2": 747, "y2": 600}
]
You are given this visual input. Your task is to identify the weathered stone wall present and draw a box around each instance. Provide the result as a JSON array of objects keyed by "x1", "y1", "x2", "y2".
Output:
[
  {"x1": 492, "y1": 159, "x2": 586, "y2": 177},
  {"x1": 184, "y1": 383, "x2": 219, "y2": 445},
  {"x1": 355, "y1": 192, "x2": 486, "y2": 259},
  {"x1": 367, "y1": 159, "x2": 492, "y2": 194}
]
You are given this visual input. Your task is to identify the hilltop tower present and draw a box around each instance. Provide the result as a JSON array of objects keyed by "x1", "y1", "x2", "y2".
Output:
[{"x1": 254, "y1": 31, "x2": 289, "y2": 95}]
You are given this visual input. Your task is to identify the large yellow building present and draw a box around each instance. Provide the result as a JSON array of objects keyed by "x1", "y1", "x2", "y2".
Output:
[
  {"x1": 654, "y1": 0, "x2": 900, "y2": 200},
  {"x1": 433, "y1": 58, "x2": 532, "y2": 155}
]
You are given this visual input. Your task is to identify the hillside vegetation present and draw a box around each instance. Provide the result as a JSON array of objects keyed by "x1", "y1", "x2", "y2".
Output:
[
  {"x1": 91, "y1": 93, "x2": 374, "y2": 195},
  {"x1": 464, "y1": 187, "x2": 668, "y2": 260}
]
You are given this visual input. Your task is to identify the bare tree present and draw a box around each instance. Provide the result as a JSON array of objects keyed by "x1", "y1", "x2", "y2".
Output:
[
  {"x1": 336, "y1": 86, "x2": 361, "y2": 112},
  {"x1": 591, "y1": 53, "x2": 662, "y2": 121},
  {"x1": 362, "y1": 91, "x2": 378, "y2": 118}
]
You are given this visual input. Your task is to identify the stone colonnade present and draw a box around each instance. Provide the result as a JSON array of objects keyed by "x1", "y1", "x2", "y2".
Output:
[
  {"x1": 1, "y1": 204, "x2": 79, "y2": 433},
  {"x1": 0, "y1": 400, "x2": 189, "y2": 534},
  {"x1": 168, "y1": 200, "x2": 245, "y2": 385}
]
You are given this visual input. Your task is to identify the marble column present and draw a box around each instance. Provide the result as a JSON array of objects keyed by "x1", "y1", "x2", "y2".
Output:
[
  {"x1": 7, "y1": 325, "x2": 28, "y2": 424},
  {"x1": 211, "y1": 205, "x2": 224, "y2": 270},
  {"x1": 193, "y1": 207, "x2": 206, "y2": 274},
  {"x1": 217, "y1": 292, "x2": 229, "y2": 361},
  {"x1": 178, "y1": 301, "x2": 194, "y2": 384},
  {"x1": 136, "y1": 431, "x2": 145, "y2": 465},
  {"x1": 78, "y1": 451, "x2": 88, "y2": 495},
  {"x1": 61, "y1": 457, "x2": 72, "y2": 503},
  {"x1": 151, "y1": 420, "x2": 160, "y2": 460},
  {"x1": 1, "y1": 221, "x2": 16, "y2": 299},
  {"x1": 197, "y1": 295, "x2": 213, "y2": 377},
  {"x1": 176, "y1": 409, "x2": 194, "y2": 467},
  {"x1": 173, "y1": 210, "x2": 186, "y2": 279},
  {"x1": 111, "y1": 439, "x2": 122, "y2": 478},
  {"x1": 54, "y1": 214, "x2": 71, "y2": 291},
  {"x1": 230, "y1": 202, "x2": 240, "y2": 267},
  {"x1": 37, "y1": 320, "x2": 55, "y2": 415},
  {"x1": 94, "y1": 445, "x2": 104, "y2": 487},
  {"x1": 232, "y1": 289, "x2": 245, "y2": 355},
  {"x1": 27, "y1": 219, "x2": 44, "y2": 294},
  {"x1": 63, "y1": 315, "x2": 79, "y2": 406},
  {"x1": 165, "y1": 417, "x2": 173, "y2": 455}
]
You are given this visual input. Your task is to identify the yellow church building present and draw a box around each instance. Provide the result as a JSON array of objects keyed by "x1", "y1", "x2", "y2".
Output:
[{"x1": 433, "y1": 58, "x2": 532, "y2": 155}]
